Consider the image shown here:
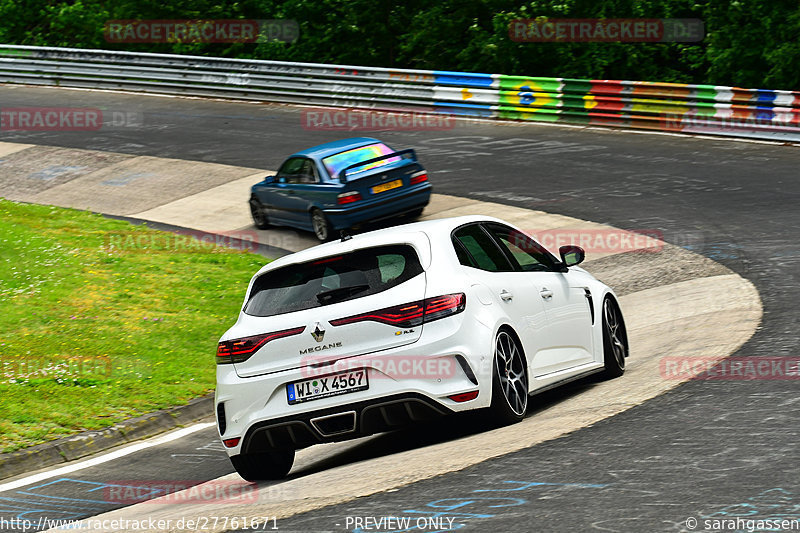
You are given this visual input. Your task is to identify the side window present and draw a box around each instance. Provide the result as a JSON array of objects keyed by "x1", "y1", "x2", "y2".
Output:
[
  {"x1": 298, "y1": 160, "x2": 318, "y2": 184},
  {"x1": 378, "y1": 253, "x2": 406, "y2": 283},
  {"x1": 452, "y1": 224, "x2": 514, "y2": 272},
  {"x1": 277, "y1": 158, "x2": 306, "y2": 183},
  {"x1": 486, "y1": 223, "x2": 557, "y2": 272},
  {"x1": 453, "y1": 239, "x2": 476, "y2": 268}
]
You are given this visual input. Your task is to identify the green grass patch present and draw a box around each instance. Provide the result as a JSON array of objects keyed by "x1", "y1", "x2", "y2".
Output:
[{"x1": 0, "y1": 198, "x2": 267, "y2": 453}]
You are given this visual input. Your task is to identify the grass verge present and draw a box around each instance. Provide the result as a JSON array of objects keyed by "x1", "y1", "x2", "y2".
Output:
[{"x1": 0, "y1": 198, "x2": 266, "y2": 453}]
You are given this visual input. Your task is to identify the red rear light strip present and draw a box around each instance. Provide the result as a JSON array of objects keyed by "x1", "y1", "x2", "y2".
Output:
[
  {"x1": 216, "y1": 326, "x2": 305, "y2": 364},
  {"x1": 330, "y1": 293, "x2": 465, "y2": 328},
  {"x1": 329, "y1": 305, "x2": 423, "y2": 327},
  {"x1": 425, "y1": 294, "x2": 463, "y2": 314},
  {"x1": 312, "y1": 256, "x2": 343, "y2": 265}
]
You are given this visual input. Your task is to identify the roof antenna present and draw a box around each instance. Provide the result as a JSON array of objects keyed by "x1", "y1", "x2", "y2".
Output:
[{"x1": 340, "y1": 230, "x2": 352, "y2": 242}]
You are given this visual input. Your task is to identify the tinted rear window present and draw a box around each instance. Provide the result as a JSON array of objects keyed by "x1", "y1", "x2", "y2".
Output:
[{"x1": 244, "y1": 245, "x2": 423, "y2": 317}]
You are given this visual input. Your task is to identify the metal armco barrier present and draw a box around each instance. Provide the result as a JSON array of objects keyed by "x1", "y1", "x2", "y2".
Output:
[{"x1": 2, "y1": 44, "x2": 800, "y2": 142}]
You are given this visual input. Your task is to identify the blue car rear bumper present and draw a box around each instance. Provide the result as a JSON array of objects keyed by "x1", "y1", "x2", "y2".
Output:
[{"x1": 323, "y1": 184, "x2": 432, "y2": 230}]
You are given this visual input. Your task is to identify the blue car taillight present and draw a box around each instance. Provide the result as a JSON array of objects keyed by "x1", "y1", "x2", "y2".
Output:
[
  {"x1": 410, "y1": 171, "x2": 428, "y2": 185},
  {"x1": 337, "y1": 191, "x2": 362, "y2": 204}
]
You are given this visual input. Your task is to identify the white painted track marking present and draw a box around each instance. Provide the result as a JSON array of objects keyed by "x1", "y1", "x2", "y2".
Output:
[{"x1": 0, "y1": 423, "x2": 215, "y2": 493}]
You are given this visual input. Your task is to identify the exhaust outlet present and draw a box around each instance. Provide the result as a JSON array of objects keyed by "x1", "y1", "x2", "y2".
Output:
[{"x1": 310, "y1": 411, "x2": 357, "y2": 437}]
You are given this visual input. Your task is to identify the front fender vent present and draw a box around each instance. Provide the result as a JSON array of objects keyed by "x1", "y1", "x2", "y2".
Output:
[{"x1": 584, "y1": 289, "x2": 594, "y2": 324}]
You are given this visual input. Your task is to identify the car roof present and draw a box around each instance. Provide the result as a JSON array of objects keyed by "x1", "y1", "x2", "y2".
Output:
[
  {"x1": 291, "y1": 137, "x2": 384, "y2": 160},
  {"x1": 256, "y1": 215, "x2": 505, "y2": 275}
]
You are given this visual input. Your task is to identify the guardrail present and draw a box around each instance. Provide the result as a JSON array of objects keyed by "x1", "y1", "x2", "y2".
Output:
[{"x1": 2, "y1": 44, "x2": 799, "y2": 142}]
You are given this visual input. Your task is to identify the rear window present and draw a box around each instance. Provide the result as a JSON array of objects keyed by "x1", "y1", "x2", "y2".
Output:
[
  {"x1": 322, "y1": 142, "x2": 401, "y2": 180},
  {"x1": 244, "y1": 245, "x2": 424, "y2": 317}
]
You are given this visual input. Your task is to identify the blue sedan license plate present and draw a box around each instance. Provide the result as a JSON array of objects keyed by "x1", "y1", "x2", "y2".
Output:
[
  {"x1": 287, "y1": 369, "x2": 368, "y2": 404},
  {"x1": 371, "y1": 179, "x2": 403, "y2": 194}
]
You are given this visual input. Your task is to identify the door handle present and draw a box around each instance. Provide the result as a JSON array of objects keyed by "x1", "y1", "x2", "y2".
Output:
[
  {"x1": 499, "y1": 289, "x2": 513, "y2": 302},
  {"x1": 540, "y1": 288, "x2": 553, "y2": 300}
]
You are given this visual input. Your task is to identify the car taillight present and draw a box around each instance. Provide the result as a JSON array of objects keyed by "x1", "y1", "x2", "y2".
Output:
[
  {"x1": 313, "y1": 255, "x2": 343, "y2": 265},
  {"x1": 216, "y1": 326, "x2": 305, "y2": 365},
  {"x1": 448, "y1": 390, "x2": 479, "y2": 402},
  {"x1": 337, "y1": 191, "x2": 362, "y2": 204},
  {"x1": 223, "y1": 437, "x2": 241, "y2": 448},
  {"x1": 410, "y1": 171, "x2": 428, "y2": 185},
  {"x1": 330, "y1": 293, "x2": 465, "y2": 328}
]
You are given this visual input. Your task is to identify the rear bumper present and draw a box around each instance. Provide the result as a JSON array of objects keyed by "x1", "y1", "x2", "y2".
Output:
[
  {"x1": 323, "y1": 184, "x2": 432, "y2": 229},
  {"x1": 240, "y1": 393, "x2": 452, "y2": 452},
  {"x1": 216, "y1": 351, "x2": 483, "y2": 456},
  {"x1": 216, "y1": 310, "x2": 495, "y2": 456}
]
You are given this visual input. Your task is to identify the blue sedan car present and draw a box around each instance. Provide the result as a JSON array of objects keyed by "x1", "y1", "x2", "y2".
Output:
[{"x1": 249, "y1": 138, "x2": 432, "y2": 241}]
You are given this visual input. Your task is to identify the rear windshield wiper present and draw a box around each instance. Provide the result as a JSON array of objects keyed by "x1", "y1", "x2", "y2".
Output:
[{"x1": 316, "y1": 284, "x2": 370, "y2": 305}]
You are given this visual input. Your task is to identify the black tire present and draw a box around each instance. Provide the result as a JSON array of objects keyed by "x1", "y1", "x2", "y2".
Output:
[
  {"x1": 249, "y1": 196, "x2": 269, "y2": 229},
  {"x1": 230, "y1": 449, "x2": 295, "y2": 481},
  {"x1": 599, "y1": 296, "x2": 628, "y2": 379},
  {"x1": 489, "y1": 329, "x2": 528, "y2": 425},
  {"x1": 310, "y1": 208, "x2": 332, "y2": 241}
]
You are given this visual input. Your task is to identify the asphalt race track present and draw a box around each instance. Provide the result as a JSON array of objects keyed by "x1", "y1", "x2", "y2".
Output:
[{"x1": 2, "y1": 85, "x2": 799, "y2": 532}]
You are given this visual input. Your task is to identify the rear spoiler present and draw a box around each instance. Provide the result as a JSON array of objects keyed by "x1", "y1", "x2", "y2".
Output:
[{"x1": 337, "y1": 149, "x2": 417, "y2": 182}]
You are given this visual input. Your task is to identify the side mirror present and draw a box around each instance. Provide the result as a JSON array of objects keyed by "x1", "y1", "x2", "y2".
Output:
[
  {"x1": 559, "y1": 245, "x2": 585, "y2": 268},
  {"x1": 263, "y1": 175, "x2": 276, "y2": 184}
]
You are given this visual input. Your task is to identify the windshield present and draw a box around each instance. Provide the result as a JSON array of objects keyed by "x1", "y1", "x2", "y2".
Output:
[{"x1": 322, "y1": 142, "x2": 401, "y2": 180}]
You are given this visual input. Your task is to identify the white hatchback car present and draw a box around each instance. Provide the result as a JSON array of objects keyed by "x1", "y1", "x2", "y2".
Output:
[{"x1": 216, "y1": 215, "x2": 628, "y2": 480}]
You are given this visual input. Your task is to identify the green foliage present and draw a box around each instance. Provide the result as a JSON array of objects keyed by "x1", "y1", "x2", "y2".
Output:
[
  {"x1": 0, "y1": 1, "x2": 798, "y2": 95},
  {"x1": 0, "y1": 199, "x2": 265, "y2": 452}
]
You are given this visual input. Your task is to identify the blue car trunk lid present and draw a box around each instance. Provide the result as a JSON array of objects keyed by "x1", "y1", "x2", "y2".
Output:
[{"x1": 342, "y1": 162, "x2": 424, "y2": 201}]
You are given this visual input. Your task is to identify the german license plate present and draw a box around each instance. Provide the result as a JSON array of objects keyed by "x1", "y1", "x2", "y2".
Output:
[
  {"x1": 287, "y1": 369, "x2": 368, "y2": 405},
  {"x1": 371, "y1": 179, "x2": 402, "y2": 194}
]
